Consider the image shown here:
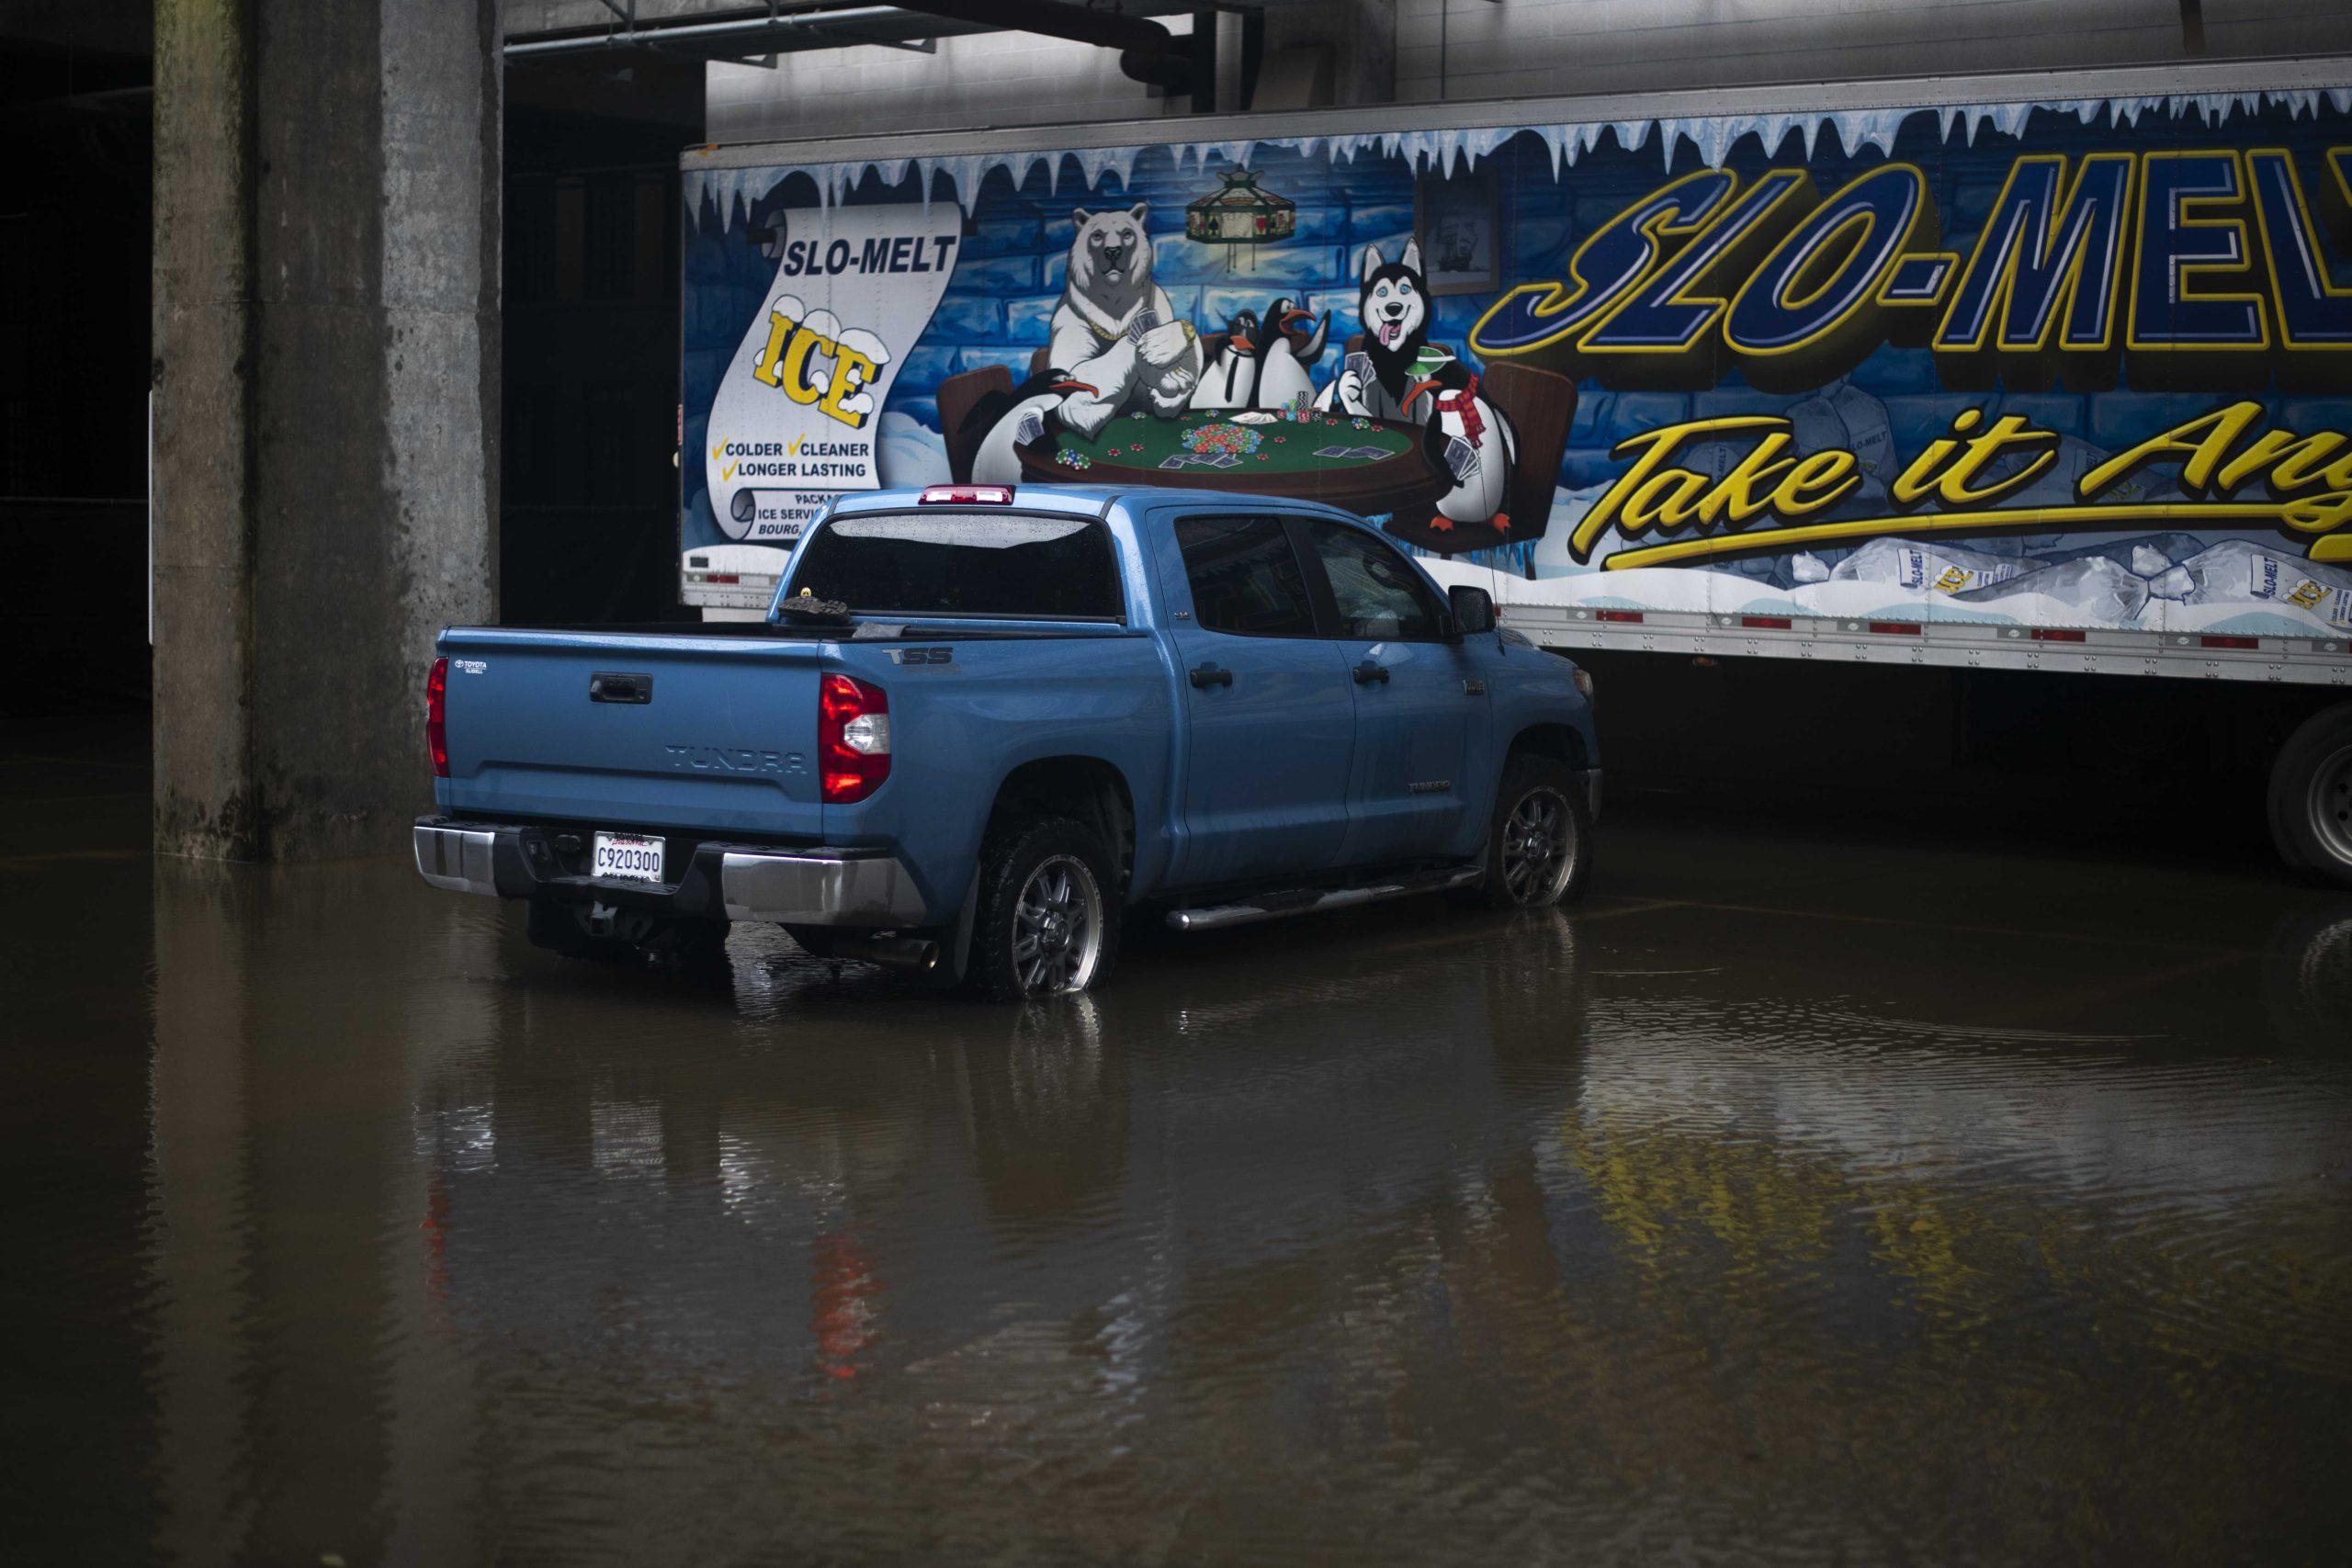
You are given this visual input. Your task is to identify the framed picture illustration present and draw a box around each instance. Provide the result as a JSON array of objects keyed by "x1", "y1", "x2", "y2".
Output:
[{"x1": 1415, "y1": 169, "x2": 1501, "y2": 296}]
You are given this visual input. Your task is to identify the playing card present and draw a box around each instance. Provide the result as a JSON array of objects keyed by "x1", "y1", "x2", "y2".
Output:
[
  {"x1": 1443, "y1": 435, "x2": 1480, "y2": 480},
  {"x1": 1314, "y1": 445, "x2": 1352, "y2": 458},
  {"x1": 1125, "y1": 309, "x2": 1163, "y2": 344},
  {"x1": 1014, "y1": 409, "x2": 1045, "y2": 446},
  {"x1": 1347, "y1": 446, "x2": 1390, "y2": 461}
]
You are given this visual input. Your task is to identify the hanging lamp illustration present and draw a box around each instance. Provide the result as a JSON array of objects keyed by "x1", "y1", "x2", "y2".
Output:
[{"x1": 1185, "y1": 167, "x2": 1296, "y2": 271}]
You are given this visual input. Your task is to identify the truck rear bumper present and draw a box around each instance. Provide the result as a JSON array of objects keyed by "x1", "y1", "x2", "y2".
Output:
[{"x1": 413, "y1": 818, "x2": 929, "y2": 928}]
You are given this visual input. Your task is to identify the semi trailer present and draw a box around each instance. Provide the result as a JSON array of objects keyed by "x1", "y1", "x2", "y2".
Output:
[{"x1": 675, "y1": 54, "x2": 2352, "y2": 883}]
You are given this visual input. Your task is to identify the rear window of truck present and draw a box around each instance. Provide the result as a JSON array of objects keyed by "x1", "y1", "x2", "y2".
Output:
[{"x1": 790, "y1": 512, "x2": 1122, "y2": 620}]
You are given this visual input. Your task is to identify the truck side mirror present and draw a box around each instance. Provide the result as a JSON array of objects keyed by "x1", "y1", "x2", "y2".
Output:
[{"x1": 1449, "y1": 584, "x2": 1496, "y2": 637}]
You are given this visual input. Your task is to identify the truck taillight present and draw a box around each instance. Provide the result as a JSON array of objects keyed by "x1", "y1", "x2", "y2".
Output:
[
  {"x1": 425, "y1": 656, "x2": 449, "y2": 778},
  {"x1": 819, "y1": 673, "x2": 890, "y2": 803}
]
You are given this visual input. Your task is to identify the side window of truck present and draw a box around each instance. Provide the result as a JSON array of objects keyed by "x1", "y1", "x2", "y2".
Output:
[
  {"x1": 1299, "y1": 521, "x2": 1446, "y2": 641},
  {"x1": 1174, "y1": 515, "x2": 1319, "y2": 637}
]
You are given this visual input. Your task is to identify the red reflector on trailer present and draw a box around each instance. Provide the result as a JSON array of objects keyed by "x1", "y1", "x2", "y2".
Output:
[
  {"x1": 1595, "y1": 609, "x2": 1644, "y2": 624},
  {"x1": 2030, "y1": 628, "x2": 2086, "y2": 643},
  {"x1": 1741, "y1": 615, "x2": 1792, "y2": 630},
  {"x1": 1868, "y1": 621, "x2": 1921, "y2": 636},
  {"x1": 704, "y1": 573, "x2": 740, "y2": 584},
  {"x1": 2200, "y1": 634, "x2": 2259, "y2": 650},
  {"x1": 919, "y1": 484, "x2": 1013, "y2": 505}
]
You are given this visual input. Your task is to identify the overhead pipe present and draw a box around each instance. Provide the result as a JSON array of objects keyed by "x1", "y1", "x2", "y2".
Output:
[
  {"x1": 506, "y1": 6, "x2": 975, "y2": 60},
  {"x1": 885, "y1": 0, "x2": 1195, "y2": 91}
]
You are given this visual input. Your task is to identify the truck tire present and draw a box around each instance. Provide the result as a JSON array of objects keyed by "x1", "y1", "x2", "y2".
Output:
[
  {"x1": 2267, "y1": 705, "x2": 2352, "y2": 887},
  {"x1": 1474, "y1": 755, "x2": 1594, "y2": 910},
  {"x1": 964, "y1": 814, "x2": 1121, "y2": 1001}
]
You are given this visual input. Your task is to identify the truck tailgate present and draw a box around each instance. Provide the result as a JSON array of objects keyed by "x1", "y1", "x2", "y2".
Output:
[{"x1": 437, "y1": 627, "x2": 827, "y2": 838}]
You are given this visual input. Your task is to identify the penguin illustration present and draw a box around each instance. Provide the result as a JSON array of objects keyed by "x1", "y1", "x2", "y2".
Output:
[
  {"x1": 1188, "y1": 309, "x2": 1262, "y2": 412},
  {"x1": 1251, "y1": 298, "x2": 1328, "y2": 412},
  {"x1": 1406, "y1": 363, "x2": 1517, "y2": 537},
  {"x1": 960, "y1": 367, "x2": 1100, "y2": 485}
]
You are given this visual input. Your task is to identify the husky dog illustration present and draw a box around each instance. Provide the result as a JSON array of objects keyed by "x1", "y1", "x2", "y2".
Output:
[
  {"x1": 1251, "y1": 297, "x2": 1328, "y2": 411},
  {"x1": 1316, "y1": 241, "x2": 1435, "y2": 423},
  {"x1": 1047, "y1": 204, "x2": 1200, "y2": 437},
  {"x1": 959, "y1": 367, "x2": 1101, "y2": 485},
  {"x1": 1188, "y1": 307, "x2": 1263, "y2": 412},
  {"x1": 1407, "y1": 362, "x2": 1518, "y2": 538}
]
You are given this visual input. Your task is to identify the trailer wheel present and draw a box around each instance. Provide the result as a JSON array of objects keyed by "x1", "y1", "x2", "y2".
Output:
[
  {"x1": 2260, "y1": 905, "x2": 2352, "y2": 1052},
  {"x1": 2267, "y1": 705, "x2": 2352, "y2": 886}
]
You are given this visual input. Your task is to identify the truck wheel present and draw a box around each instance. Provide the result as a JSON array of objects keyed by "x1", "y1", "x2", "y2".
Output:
[
  {"x1": 966, "y1": 815, "x2": 1120, "y2": 1001},
  {"x1": 2267, "y1": 705, "x2": 2352, "y2": 887},
  {"x1": 1474, "y1": 755, "x2": 1594, "y2": 910}
]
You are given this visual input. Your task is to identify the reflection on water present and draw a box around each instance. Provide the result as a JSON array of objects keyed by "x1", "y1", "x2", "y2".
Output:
[{"x1": 6, "y1": 826, "x2": 2350, "y2": 1562}]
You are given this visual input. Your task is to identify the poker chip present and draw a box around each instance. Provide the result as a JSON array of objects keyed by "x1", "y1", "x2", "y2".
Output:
[{"x1": 1179, "y1": 423, "x2": 1264, "y2": 457}]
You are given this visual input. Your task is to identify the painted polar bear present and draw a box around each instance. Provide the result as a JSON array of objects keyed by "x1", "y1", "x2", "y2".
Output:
[{"x1": 1047, "y1": 204, "x2": 1201, "y2": 439}]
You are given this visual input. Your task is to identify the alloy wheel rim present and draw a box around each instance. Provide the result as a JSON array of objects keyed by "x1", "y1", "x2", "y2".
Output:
[
  {"x1": 1501, "y1": 787, "x2": 1575, "y2": 906},
  {"x1": 2312, "y1": 744, "x2": 2352, "y2": 867},
  {"x1": 1012, "y1": 853, "x2": 1103, "y2": 994}
]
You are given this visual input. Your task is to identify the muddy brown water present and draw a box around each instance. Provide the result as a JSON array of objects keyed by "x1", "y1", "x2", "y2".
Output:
[{"x1": 6, "y1": 719, "x2": 2351, "y2": 1563}]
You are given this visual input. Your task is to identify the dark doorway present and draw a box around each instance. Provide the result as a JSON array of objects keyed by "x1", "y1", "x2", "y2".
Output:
[{"x1": 502, "y1": 52, "x2": 702, "y2": 626}]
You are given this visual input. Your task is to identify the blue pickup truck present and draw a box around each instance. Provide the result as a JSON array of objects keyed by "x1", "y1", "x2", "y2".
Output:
[{"x1": 414, "y1": 484, "x2": 1600, "y2": 998}]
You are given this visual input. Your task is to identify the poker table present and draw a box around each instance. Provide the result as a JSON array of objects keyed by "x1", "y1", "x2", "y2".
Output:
[{"x1": 1015, "y1": 411, "x2": 1453, "y2": 520}]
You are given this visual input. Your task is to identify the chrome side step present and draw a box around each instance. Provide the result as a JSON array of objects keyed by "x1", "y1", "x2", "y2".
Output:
[{"x1": 1165, "y1": 867, "x2": 1481, "y2": 932}]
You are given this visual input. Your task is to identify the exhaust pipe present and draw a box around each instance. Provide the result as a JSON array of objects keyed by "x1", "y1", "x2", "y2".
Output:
[{"x1": 834, "y1": 935, "x2": 941, "y2": 973}]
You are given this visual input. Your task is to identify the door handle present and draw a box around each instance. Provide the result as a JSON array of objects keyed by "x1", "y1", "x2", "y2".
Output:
[
  {"x1": 1189, "y1": 662, "x2": 1234, "y2": 689},
  {"x1": 590, "y1": 671, "x2": 653, "y2": 704},
  {"x1": 1352, "y1": 660, "x2": 1391, "y2": 686}
]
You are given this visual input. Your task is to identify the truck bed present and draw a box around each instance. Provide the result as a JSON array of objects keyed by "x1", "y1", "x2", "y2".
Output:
[{"x1": 433, "y1": 615, "x2": 1140, "y2": 841}]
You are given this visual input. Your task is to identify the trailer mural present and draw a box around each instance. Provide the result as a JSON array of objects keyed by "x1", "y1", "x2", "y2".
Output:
[{"x1": 682, "y1": 85, "x2": 2352, "y2": 636}]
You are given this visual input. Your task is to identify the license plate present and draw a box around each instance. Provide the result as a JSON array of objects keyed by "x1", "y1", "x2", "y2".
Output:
[{"x1": 592, "y1": 831, "x2": 665, "y2": 884}]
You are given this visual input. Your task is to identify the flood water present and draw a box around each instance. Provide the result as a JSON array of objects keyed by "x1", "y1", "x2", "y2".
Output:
[{"x1": 7, "y1": 717, "x2": 2352, "y2": 1564}]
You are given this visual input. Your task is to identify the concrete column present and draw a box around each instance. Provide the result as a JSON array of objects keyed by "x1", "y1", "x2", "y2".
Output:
[{"x1": 153, "y1": 0, "x2": 502, "y2": 861}]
